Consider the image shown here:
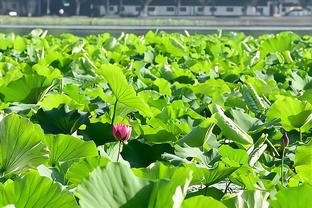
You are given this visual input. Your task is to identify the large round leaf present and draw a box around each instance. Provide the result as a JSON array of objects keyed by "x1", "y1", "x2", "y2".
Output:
[
  {"x1": 213, "y1": 105, "x2": 253, "y2": 149},
  {"x1": 77, "y1": 162, "x2": 153, "y2": 208},
  {"x1": 78, "y1": 162, "x2": 192, "y2": 208},
  {"x1": 133, "y1": 161, "x2": 189, "y2": 181},
  {"x1": 223, "y1": 190, "x2": 269, "y2": 208},
  {"x1": 0, "y1": 172, "x2": 78, "y2": 208},
  {"x1": 182, "y1": 196, "x2": 226, "y2": 208},
  {"x1": 184, "y1": 163, "x2": 238, "y2": 186},
  {"x1": 266, "y1": 96, "x2": 312, "y2": 132},
  {"x1": 32, "y1": 106, "x2": 88, "y2": 134},
  {"x1": 259, "y1": 32, "x2": 299, "y2": 58},
  {"x1": 134, "y1": 162, "x2": 237, "y2": 187},
  {"x1": 192, "y1": 79, "x2": 231, "y2": 104},
  {"x1": 0, "y1": 66, "x2": 60, "y2": 104},
  {"x1": 66, "y1": 156, "x2": 109, "y2": 187},
  {"x1": 218, "y1": 145, "x2": 249, "y2": 167},
  {"x1": 43, "y1": 134, "x2": 98, "y2": 165},
  {"x1": 133, "y1": 161, "x2": 194, "y2": 206},
  {"x1": 0, "y1": 113, "x2": 47, "y2": 176},
  {"x1": 295, "y1": 140, "x2": 312, "y2": 184},
  {"x1": 176, "y1": 118, "x2": 214, "y2": 147},
  {"x1": 99, "y1": 64, "x2": 151, "y2": 117},
  {"x1": 148, "y1": 170, "x2": 192, "y2": 208},
  {"x1": 269, "y1": 184, "x2": 312, "y2": 208}
]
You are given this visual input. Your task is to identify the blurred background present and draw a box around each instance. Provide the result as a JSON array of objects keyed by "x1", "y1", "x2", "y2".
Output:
[
  {"x1": 1, "y1": 0, "x2": 311, "y2": 17},
  {"x1": 0, "y1": 1, "x2": 311, "y2": 36}
]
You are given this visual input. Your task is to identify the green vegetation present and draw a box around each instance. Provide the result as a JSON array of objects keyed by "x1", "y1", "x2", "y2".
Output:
[{"x1": 0, "y1": 29, "x2": 311, "y2": 207}]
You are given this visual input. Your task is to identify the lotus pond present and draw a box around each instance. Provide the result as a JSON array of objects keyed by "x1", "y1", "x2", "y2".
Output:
[{"x1": 0, "y1": 30, "x2": 311, "y2": 207}]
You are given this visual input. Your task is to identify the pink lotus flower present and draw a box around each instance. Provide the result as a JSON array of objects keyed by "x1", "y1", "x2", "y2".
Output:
[
  {"x1": 282, "y1": 132, "x2": 289, "y2": 148},
  {"x1": 112, "y1": 124, "x2": 132, "y2": 142}
]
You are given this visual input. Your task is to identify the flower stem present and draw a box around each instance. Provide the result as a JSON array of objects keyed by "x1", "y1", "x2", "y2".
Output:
[
  {"x1": 299, "y1": 130, "x2": 302, "y2": 142},
  {"x1": 117, "y1": 141, "x2": 122, "y2": 162},
  {"x1": 265, "y1": 137, "x2": 280, "y2": 157},
  {"x1": 111, "y1": 99, "x2": 118, "y2": 125},
  {"x1": 224, "y1": 181, "x2": 232, "y2": 194},
  {"x1": 281, "y1": 147, "x2": 286, "y2": 185}
]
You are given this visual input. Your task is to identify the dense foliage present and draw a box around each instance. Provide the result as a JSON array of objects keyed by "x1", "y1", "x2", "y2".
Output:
[{"x1": 0, "y1": 30, "x2": 311, "y2": 207}]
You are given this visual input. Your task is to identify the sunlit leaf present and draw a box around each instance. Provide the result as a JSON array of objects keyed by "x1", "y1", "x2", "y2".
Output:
[
  {"x1": 98, "y1": 64, "x2": 151, "y2": 117},
  {"x1": 0, "y1": 173, "x2": 78, "y2": 208},
  {"x1": 43, "y1": 134, "x2": 98, "y2": 165},
  {"x1": 182, "y1": 196, "x2": 226, "y2": 208},
  {"x1": 295, "y1": 140, "x2": 312, "y2": 184},
  {"x1": 0, "y1": 113, "x2": 47, "y2": 176},
  {"x1": 269, "y1": 184, "x2": 312, "y2": 208},
  {"x1": 266, "y1": 96, "x2": 312, "y2": 132}
]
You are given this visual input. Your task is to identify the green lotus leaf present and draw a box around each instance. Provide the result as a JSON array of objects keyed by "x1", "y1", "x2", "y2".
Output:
[
  {"x1": 266, "y1": 96, "x2": 312, "y2": 132},
  {"x1": 269, "y1": 184, "x2": 312, "y2": 208},
  {"x1": 43, "y1": 134, "x2": 98, "y2": 165},
  {"x1": 77, "y1": 162, "x2": 153, "y2": 208},
  {"x1": 182, "y1": 196, "x2": 226, "y2": 208},
  {"x1": 295, "y1": 140, "x2": 312, "y2": 184},
  {"x1": 0, "y1": 172, "x2": 78, "y2": 208},
  {"x1": 0, "y1": 113, "x2": 47, "y2": 176}
]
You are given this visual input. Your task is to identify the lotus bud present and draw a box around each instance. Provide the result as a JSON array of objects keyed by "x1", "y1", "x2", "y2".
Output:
[
  {"x1": 112, "y1": 124, "x2": 132, "y2": 142},
  {"x1": 281, "y1": 132, "x2": 289, "y2": 148}
]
